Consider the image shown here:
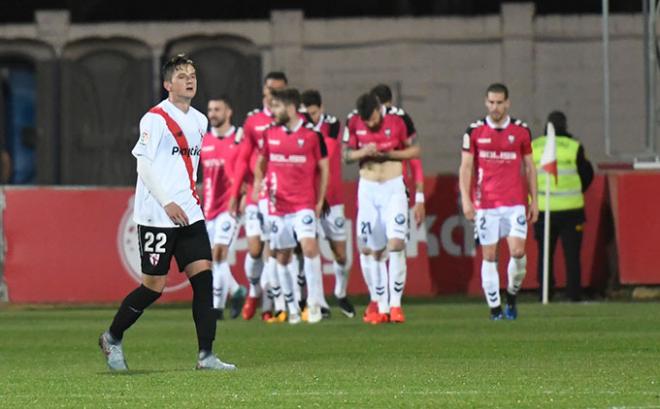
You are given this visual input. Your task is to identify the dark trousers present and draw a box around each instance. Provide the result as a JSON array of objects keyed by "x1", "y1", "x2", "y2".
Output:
[{"x1": 534, "y1": 211, "x2": 584, "y2": 301}]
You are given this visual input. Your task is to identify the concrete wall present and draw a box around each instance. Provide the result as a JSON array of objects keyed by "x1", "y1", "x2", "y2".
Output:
[{"x1": 0, "y1": 4, "x2": 653, "y2": 178}]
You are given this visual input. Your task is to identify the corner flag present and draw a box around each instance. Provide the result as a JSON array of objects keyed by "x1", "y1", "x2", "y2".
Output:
[{"x1": 541, "y1": 122, "x2": 558, "y2": 184}]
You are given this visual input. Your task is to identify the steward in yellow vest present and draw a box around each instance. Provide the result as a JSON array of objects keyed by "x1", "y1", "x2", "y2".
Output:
[{"x1": 532, "y1": 111, "x2": 593, "y2": 302}]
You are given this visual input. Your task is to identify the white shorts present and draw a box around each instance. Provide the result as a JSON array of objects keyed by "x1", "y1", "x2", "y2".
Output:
[
  {"x1": 244, "y1": 200, "x2": 271, "y2": 241},
  {"x1": 319, "y1": 204, "x2": 347, "y2": 242},
  {"x1": 357, "y1": 176, "x2": 409, "y2": 251},
  {"x1": 269, "y1": 209, "x2": 317, "y2": 250},
  {"x1": 475, "y1": 205, "x2": 528, "y2": 246},
  {"x1": 205, "y1": 212, "x2": 239, "y2": 247}
]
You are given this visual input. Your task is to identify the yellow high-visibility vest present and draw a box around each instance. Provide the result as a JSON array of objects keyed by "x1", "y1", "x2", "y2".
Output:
[{"x1": 532, "y1": 135, "x2": 584, "y2": 211}]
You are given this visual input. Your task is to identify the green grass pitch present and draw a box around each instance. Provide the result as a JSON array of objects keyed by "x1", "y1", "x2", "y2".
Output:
[{"x1": 1, "y1": 301, "x2": 659, "y2": 408}]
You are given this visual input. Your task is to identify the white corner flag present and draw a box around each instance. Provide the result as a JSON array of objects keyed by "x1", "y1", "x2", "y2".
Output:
[{"x1": 541, "y1": 122, "x2": 557, "y2": 305}]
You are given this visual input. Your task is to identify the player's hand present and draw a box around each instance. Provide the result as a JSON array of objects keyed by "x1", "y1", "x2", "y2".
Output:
[
  {"x1": 362, "y1": 143, "x2": 379, "y2": 158},
  {"x1": 164, "y1": 202, "x2": 189, "y2": 226},
  {"x1": 413, "y1": 202, "x2": 426, "y2": 227},
  {"x1": 462, "y1": 201, "x2": 476, "y2": 222},
  {"x1": 228, "y1": 196, "x2": 238, "y2": 217},
  {"x1": 528, "y1": 200, "x2": 539, "y2": 223}
]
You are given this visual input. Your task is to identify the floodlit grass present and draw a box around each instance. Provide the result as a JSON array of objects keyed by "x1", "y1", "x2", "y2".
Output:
[{"x1": 1, "y1": 301, "x2": 659, "y2": 408}]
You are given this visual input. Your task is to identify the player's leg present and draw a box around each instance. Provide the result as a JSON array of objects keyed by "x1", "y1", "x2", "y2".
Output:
[
  {"x1": 384, "y1": 180, "x2": 410, "y2": 323},
  {"x1": 323, "y1": 204, "x2": 355, "y2": 318},
  {"x1": 100, "y1": 225, "x2": 175, "y2": 371},
  {"x1": 214, "y1": 213, "x2": 246, "y2": 320},
  {"x1": 294, "y1": 210, "x2": 324, "y2": 324},
  {"x1": 477, "y1": 208, "x2": 504, "y2": 319},
  {"x1": 177, "y1": 221, "x2": 235, "y2": 371},
  {"x1": 357, "y1": 179, "x2": 383, "y2": 322},
  {"x1": 242, "y1": 204, "x2": 265, "y2": 320},
  {"x1": 503, "y1": 205, "x2": 529, "y2": 320}
]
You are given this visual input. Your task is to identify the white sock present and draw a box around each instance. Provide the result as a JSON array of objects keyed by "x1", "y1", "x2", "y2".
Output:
[
  {"x1": 212, "y1": 261, "x2": 224, "y2": 309},
  {"x1": 360, "y1": 254, "x2": 377, "y2": 302},
  {"x1": 266, "y1": 257, "x2": 286, "y2": 312},
  {"x1": 227, "y1": 267, "x2": 240, "y2": 297},
  {"x1": 333, "y1": 260, "x2": 348, "y2": 299},
  {"x1": 244, "y1": 254, "x2": 263, "y2": 298},
  {"x1": 260, "y1": 262, "x2": 273, "y2": 312},
  {"x1": 481, "y1": 260, "x2": 501, "y2": 308},
  {"x1": 304, "y1": 255, "x2": 323, "y2": 308},
  {"x1": 388, "y1": 250, "x2": 407, "y2": 308},
  {"x1": 217, "y1": 261, "x2": 237, "y2": 307},
  {"x1": 372, "y1": 257, "x2": 389, "y2": 314},
  {"x1": 277, "y1": 262, "x2": 299, "y2": 314},
  {"x1": 287, "y1": 258, "x2": 302, "y2": 306},
  {"x1": 507, "y1": 255, "x2": 527, "y2": 295}
]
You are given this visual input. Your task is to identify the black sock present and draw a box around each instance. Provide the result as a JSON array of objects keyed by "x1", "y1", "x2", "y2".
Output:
[
  {"x1": 190, "y1": 270, "x2": 216, "y2": 354},
  {"x1": 109, "y1": 284, "x2": 161, "y2": 341},
  {"x1": 490, "y1": 306, "x2": 503, "y2": 316},
  {"x1": 506, "y1": 291, "x2": 517, "y2": 307}
]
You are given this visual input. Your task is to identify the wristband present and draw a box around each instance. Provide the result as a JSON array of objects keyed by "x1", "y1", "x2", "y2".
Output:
[{"x1": 415, "y1": 192, "x2": 425, "y2": 203}]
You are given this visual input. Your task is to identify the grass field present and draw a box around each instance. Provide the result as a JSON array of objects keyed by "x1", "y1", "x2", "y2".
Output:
[{"x1": 1, "y1": 301, "x2": 659, "y2": 408}]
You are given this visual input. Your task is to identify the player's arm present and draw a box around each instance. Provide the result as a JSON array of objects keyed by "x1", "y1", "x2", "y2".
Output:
[
  {"x1": 523, "y1": 153, "x2": 539, "y2": 223},
  {"x1": 341, "y1": 119, "x2": 378, "y2": 164},
  {"x1": 133, "y1": 114, "x2": 188, "y2": 226},
  {"x1": 229, "y1": 124, "x2": 254, "y2": 213},
  {"x1": 252, "y1": 154, "x2": 266, "y2": 203},
  {"x1": 381, "y1": 138, "x2": 420, "y2": 161},
  {"x1": 459, "y1": 152, "x2": 475, "y2": 222},
  {"x1": 315, "y1": 131, "x2": 330, "y2": 217},
  {"x1": 409, "y1": 158, "x2": 426, "y2": 226}
]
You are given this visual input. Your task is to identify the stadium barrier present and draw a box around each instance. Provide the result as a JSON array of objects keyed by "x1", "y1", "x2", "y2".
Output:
[{"x1": 3, "y1": 174, "x2": 618, "y2": 303}]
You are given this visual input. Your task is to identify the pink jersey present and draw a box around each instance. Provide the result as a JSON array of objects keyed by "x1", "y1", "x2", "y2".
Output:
[
  {"x1": 200, "y1": 126, "x2": 242, "y2": 219},
  {"x1": 262, "y1": 121, "x2": 328, "y2": 216},
  {"x1": 342, "y1": 107, "x2": 410, "y2": 155},
  {"x1": 309, "y1": 113, "x2": 342, "y2": 206},
  {"x1": 231, "y1": 107, "x2": 275, "y2": 205},
  {"x1": 462, "y1": 116, "x2": 533, "y2": 210}
]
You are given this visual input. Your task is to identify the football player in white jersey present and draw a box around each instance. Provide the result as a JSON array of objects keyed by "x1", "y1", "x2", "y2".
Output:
[{"x1": 99, "y1": 54, "x2": 236, "y2": 372}]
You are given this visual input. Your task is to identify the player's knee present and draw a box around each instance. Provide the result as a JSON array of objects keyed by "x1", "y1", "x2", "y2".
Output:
[
  {"x1": 142, "y1": 275, "x2": 167, "y2": 293},
  {"x1": 360, "y1": 247, "x2": 372, "y2": 256},
  {"x1": 510, "y1": 248, "x2": 526, "y2": 259},
  {"x1": 387, "y1": 238, "x2": 406, "y2": 252},
  {"x1": 301, "y1": 238, "x2": 319, "y2": 258}
]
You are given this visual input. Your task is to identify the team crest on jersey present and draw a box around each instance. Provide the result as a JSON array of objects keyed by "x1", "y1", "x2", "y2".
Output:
[
  {"x1": 395, "y1": 213, "x2": 406, "y2": 225},
  {"x1": 508, "y1": 135, "x2": 515, "y2": 144},
  {"x1": 140, "y1": 131, "x2": 150, "y2": 144},
  {"x1": 297, "y1": 139, "x2": 305, "y2": 147},
  {"x1": 149, "y1": 253, "x2": 160, "y2": 266},
  {"x1": 385, "y1": 128, "x2": 392, "y2": 137},
  {"x1": 302, "y1": 215, "x2": 314, "y2": 225}
]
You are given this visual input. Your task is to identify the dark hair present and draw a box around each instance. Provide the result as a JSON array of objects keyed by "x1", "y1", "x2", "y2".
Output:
[
  {"x1": 485, "y1": 83, "x2": 509, "y2": 100},
  {"x1": 271, "y1": 88, "x2": 300, "y2": 107},
  {"x1": 208, "y1": 95, "x2": 233, "y2": 110},
  {"x1": 547, "y1": 110, "x2": 567, "y2": 134},
  {"x1": 162, "y1": 54, "x2": 195, "y2": 81},
  {"x1": 356, "y1": 93, "x2": 381, "y2": 121},
  {"x1": 301, "y1": 89, "x2": 322, "y2": 107},
  {"x1": 264, "y1": 71, "x2": 288, "y2": 85},
  {"x1": 370, "y1": 84, "x2": 393, "y2": 104}
]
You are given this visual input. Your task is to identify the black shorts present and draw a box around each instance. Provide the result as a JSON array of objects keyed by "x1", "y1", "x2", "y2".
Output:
[{"x1": 138, "y1": 220, "x2": 212, "y2": 276}]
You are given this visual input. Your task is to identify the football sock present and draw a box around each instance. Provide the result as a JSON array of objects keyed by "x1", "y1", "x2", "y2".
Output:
[
  {"x1": 189, "y1": 270, "x2": 216, "y2": 353},
  {"x1": 304, "y1": 256, "x2": 323, "y2": 308},
  {"x1": 481, "y1": 260, "x2": 501, "y2": 308},
  {"x1": 244, "y1": 254, "x2": 263, "y2": 298},
  {"x1": 373, "y1": 257, "x2": 389, "y2": 314},
  {"x1": 109, "y1": 284, "x2": 161, "y2": 341},
  {"x1": 388, "y1": 250, "x2": 407, "y2": 308},
  {"x1": 507, "y1": 255, "x2": 527, "y2": 303},
  {"x1": 211, "y1": 261, "x2": 224, "y2": 309},
  {"x1": 277, "y1": 262, "x2": 299, "y2": 314},
  {"x1": 288, "y1": 257, "x2": 302, "y2": 305},
  {"x1": 333, "y1": 260, "x2": 348, "y2": 299},
  {"x1": 266, "y1": 257, "x2": 286, "y2": 313},
  {"x1": 359, "y1": 254, "x2": 377, "y2": 302}
]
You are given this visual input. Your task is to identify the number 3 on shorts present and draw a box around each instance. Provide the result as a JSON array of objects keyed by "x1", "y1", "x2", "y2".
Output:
[{"x1": 144, "y1": 231, "x2": 167, "y2": 253}]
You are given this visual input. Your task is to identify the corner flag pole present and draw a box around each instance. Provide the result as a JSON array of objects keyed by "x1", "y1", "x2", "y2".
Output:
[
  {"x1": 542, "y1": 172, "x2": 551, "y2": 305},
  {"x1": 540, "y1": 122, "x2": 558, "y2": 305}
]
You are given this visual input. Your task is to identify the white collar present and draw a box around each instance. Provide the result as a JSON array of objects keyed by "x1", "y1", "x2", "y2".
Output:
[
  {"x1": 211, "y1": 125, "x2": 235, "y2": 138},
  {"x1": 282, "y1": 119, "x2": 304, "y2": 133},
  {"x1": 486, "y1": 115, "x2": 511, "y2": 130},
  {"x1": 312, "y1": 114, "x2": 325, "y2": 132}
]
